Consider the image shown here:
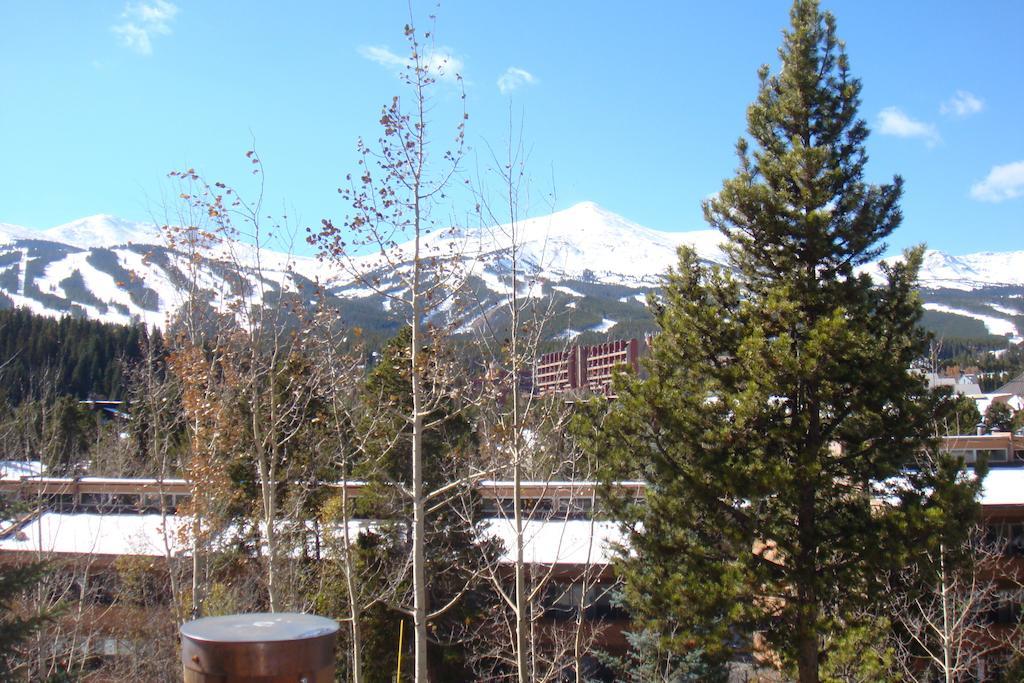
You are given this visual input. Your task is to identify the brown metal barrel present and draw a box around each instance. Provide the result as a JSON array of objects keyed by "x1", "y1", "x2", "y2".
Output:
[{"x1": 180, "y1": 612, "x2": 339, "y2": 682}]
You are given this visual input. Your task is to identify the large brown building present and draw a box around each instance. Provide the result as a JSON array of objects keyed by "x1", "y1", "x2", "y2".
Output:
[
  {"x1": 534, "y1": 346, "x2": 584, "y2": 395},
  {"x1": 534, "y1": 338, "x2": 641, "y2": 397}
]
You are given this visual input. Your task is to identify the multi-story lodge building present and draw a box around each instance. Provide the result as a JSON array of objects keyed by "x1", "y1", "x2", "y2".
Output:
[{"x1": 534, "y1": 338, "x2": 642, "y2": 397}]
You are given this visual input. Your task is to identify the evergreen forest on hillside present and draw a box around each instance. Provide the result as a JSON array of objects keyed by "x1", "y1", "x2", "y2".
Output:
[{"x1": 0, "y1": 308, "x2": 146, "y2": 405}]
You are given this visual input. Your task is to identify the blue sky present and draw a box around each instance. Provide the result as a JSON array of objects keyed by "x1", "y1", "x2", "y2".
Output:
[{"x1": 1, "y1": 1, "x2": 1021, "y2": 257}]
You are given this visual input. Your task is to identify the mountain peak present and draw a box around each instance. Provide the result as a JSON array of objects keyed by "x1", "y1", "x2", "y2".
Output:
[
  {"x1": 42, "y1": 215, "x2": 162, "y2": 249},
  {"x1": 564, "y1": 200, "x2": 602, "y2": 212},
  {"x1": 556, "y1": 200, "x2": 626, "y2": 223}
]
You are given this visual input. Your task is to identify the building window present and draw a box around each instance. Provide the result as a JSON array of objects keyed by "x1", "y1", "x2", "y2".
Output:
[
  {"x1": 978, "y1": 448, "x2": 1008, "y2": 463},
  {"x1": 987, "y1": 589, "x2": 1024, "y2": 626},
  {"x1": 986, "y1": 523, "x2": 1024, "y2": 556},
  {"x1": 949, "y1": 449, "x2": 975, "y2": 464}
]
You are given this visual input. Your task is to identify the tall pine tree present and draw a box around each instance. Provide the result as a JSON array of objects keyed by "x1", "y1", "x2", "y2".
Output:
[{"x1": 582, "y1": 2, "x2": 976, "y2": 681}]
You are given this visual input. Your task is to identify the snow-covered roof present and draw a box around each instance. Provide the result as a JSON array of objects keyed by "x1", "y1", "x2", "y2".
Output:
[
  {"x1": 969, "y1": 393, "x2": 1024, "y2": 416},
  {"x1": 0, "y1": 511, "x2": 626, "y2": 567},
  {"x1": 979, "y1": 469, "x2": 1024, "y2": 506},
  {"x1": 0, "y1": 461, "x2": 44, "y2": 480},
  {"x1": 0, "y1": 512, "x2": 186, "y2": 557},
  {"x1": 481, "y1": 518, "x2": 624, "y2": 566},
  {"x1": 478, "y1": 480, "x2": 644, "y2": 488},
  {"x1": 926, "y1": 373, "x2": 983, "y2": 395},
  {"x1": 74, "y1": 476, "x2": 189, "y2": 486}
]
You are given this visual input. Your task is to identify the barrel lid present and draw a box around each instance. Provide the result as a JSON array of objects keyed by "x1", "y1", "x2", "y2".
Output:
[{"x1": 180, "y1": 612, "x2": 338, "y2": 643}]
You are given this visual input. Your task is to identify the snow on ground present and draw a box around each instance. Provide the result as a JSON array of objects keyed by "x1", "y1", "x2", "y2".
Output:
[
  {"x1": 0, "y1": 461, "x2": 44, "y2": 480},
  {"x1": 17, "y1": 248, "x2": 28, "y2": 296},
  {"x1": 970, "y1": 393, "x2": 1024, "y2": 416},
  {"x1": 112, "y1": 248, "x2": 178, "y2": 312},
  {"x1": 31, "y1": 250, "x2": 168, "y2": 327},
  {"x1": 371, "y1": 202, "x2": 720, "y2": 287},
  {"x1": 923, "y1": 303, "x2": 1018, "y2": 337},
  {"x1": 863, "y1": 249, "x2": 1024, "y2": 291},
  {"x1": 472, "y1": 269, "x2": 546, "y2": 300},
  {"x1": 476, "y1": 269, "x2": 514, "y2": 296},
  {"x1": 336, "y1": 283, "x2": 386, "y2": 299},
  {"x1": 0, "y1": 509, "x2": 625, "y2": 567},
  {"x1": 3, "y1": 291, "x2": 67, "y2": 320},
  {"x1": 991, "y1": 304, "x2": 1024, "y2": 316},
  {"x1": 205, "y1": 234, "x2": 326, "y2": 278},
  {"x1": 41, "y1": 215, "x2": 162, "y2": 249},
  {"x1": 482, "y1": 518, "x2": 624, "y2": 565},
  {"x1": 556, "y1": 328, "x2": 581, "y2": 341},
  {"x1": 0, "y1": 512, "x2": 187, "y2": 557},
  {"x1": 565, "y1": 301, "x2": 577, "y2": 309},
  {"x1": 979, "y1": 469, "x2": 1024, "y2": 506},
  {"x1": 517, "y1": 279, "x2": 546, "y2": 300},
  {"x1": 0, "y1": 223, "x2": 39, "y2": 245},
  {"x1": 589, "y1": 318, "x2": 617, "y2": 333},
  {"x1": 40, "y1": 251, "x2": 127, "y2": 305},
  {"x1": 675, "y1": 227, "x2": 727, "y2": 265},
  {"x1": 552, "y1": 285, "x2": 583, "y2": 297}
]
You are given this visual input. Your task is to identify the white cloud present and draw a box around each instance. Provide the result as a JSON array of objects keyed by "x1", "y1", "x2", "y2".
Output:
[
  {"x1": 941, "y1": 90, "x2": 984, "y2": 117},
  {"x1": 970, "y1": 160, "x2": 1024, "y2": 203},
  {"x1": 497, "y1": 67, "x2": 536, "y2": 95},
  {"x1": 112, "y1": 0, "x2": 178, "y2": 56},
  {"x1": 359, "y1": 45, "x2": 463, "y2": 82},
  {"x1": 359, "y1": 46, "x2": 406, "y2": 69},
  {"x1": 877, "y1": 107, "x2": 940, "y2": 146}
]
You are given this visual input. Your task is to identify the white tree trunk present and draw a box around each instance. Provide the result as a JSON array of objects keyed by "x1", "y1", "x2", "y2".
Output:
[{"x1": 411, "y1": 198, "x2": 430, "y2": 682}]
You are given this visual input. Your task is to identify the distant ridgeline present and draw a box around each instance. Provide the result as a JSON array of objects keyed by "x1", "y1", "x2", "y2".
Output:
[
  {"x1": 0, "y1": 210, "x2": 1021, "y2": 361},
  {"x1": 0, "y1": 308, "x2": 146, "y2": 404},
  {"x1": 0, "y1": 294, "x2": 1019, "y2": 409}
]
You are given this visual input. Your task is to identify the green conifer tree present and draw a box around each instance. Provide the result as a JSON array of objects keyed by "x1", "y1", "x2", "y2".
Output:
[
  {"x1": 581, "y1": 2, "x2": 978, "y2": 682},
  {"x1": 983, "y1": 401, "x2": 1014, "y2": 432}
]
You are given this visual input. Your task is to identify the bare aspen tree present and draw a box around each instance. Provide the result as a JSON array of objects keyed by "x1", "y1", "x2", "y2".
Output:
[
  {"x1": 464, "y1": 115, "x2": 617, "y2": 681},
  {"x1": 309, "y1": 18, "x2": 484, "y2": 681},
  {"x1": 472, "y1": 117, "x2": 551, "y2": 683},
  {"x1": 470, "y1": 474, "x2": 614, "y2": 680},
  {"x1": 121, "y1": 325, "x2": 194, "y2": 626},
  {"x1": 20, "y1": 553, "x2": 120, "y2": 679},
  {"x1": 883, "y1": 527, "x2": 1011, "y2": 682},
  {"x1": 158, "y1": 175, "x2": 238, "y2": 618},
  {"x1": 305, "y1": 304, "x2": 402, "y2": 683},
  {"x1": 167, "y1": 154, "x2": 318, "y2": 613}
]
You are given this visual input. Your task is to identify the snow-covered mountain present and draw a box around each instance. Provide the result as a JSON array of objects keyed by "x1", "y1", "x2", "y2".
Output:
[
  {"x1": 41, "y1": 215, "x2": 163, "y2": 250},
  {"x1": 0, "y1": 215, "x2": 330, "y2": 328},
  {"x1": 348, "y1": 201, "x2": 726, "y2": 287},
  {"x1": 0, "y1": 205, "x2": 1020, "y2": 344},
  {"x1": 860, "y1": 248, "x2": 1024, "y2": 291}
]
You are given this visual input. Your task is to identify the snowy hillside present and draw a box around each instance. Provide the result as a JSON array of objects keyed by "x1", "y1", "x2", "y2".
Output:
[
  {"x1": 345, "y1": 201, "x2": 724, "y2": 288},
  {"x1": 0, "y1": 216, "x2": 331, "y2": 328},
  {"x1": 0, "y1": 206, "x2": 1020, "y2": 344},
  {"x1": 860, "y1": 249, "x2": 1024, "y2": 291},
  {"x1": 0, "y1": 222, "x2": 39, "y2": 245},
  {"x1": 40, "y1": 215, "x2": 163, "y2": 249}
]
